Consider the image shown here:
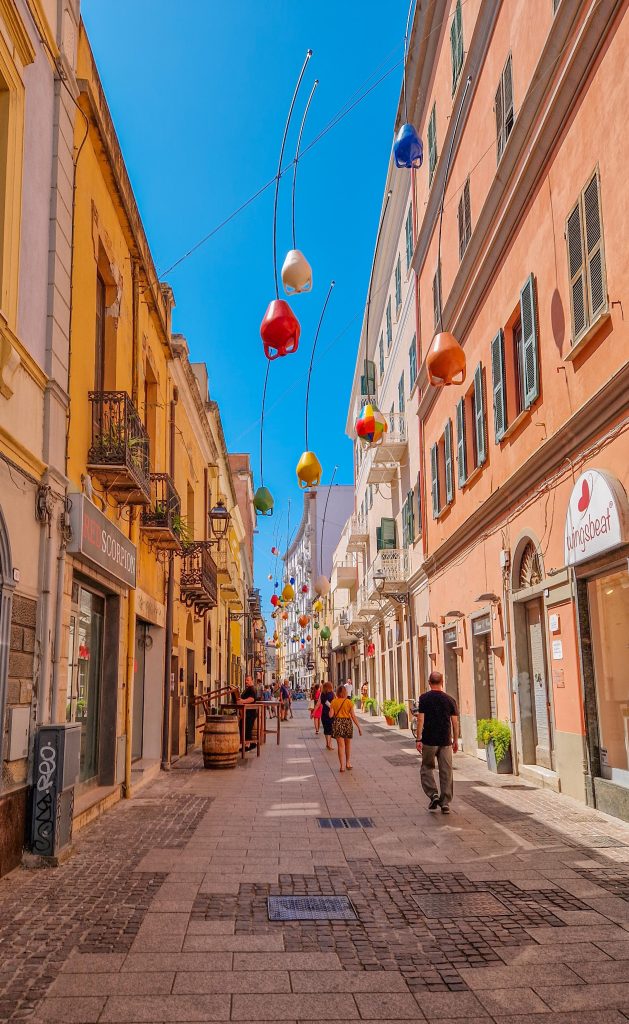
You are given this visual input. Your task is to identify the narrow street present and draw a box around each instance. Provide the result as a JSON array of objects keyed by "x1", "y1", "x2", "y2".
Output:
[{"x1": 2, "y1": 709, "x2": 629, "y2": 1023}]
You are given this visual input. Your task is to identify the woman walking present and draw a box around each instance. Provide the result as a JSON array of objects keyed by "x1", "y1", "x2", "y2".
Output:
[
  {"x1": 311, "y1": 681, "x2": 322, "y2": 735},
  {"x1": 319, "y1": 681, "x2": 335, "y2": 750},
  {"x1": 329, "y1": 684, "x2": 362, "y2": 772}
]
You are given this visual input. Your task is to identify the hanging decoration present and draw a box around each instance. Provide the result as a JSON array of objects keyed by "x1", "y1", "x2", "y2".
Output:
[
  {"x1": 314, "y1": 575, "x2": 330, "y2": 596},
  {"x1": 426, "y1": 75, "x2": 472, "y2": 386},
  {"x1": 267, "y1": 573, "x2": 273, "y2": 580},
  {"x1": 320, "y1": 625, "x2": 331, "y2": 641},
  {"x1": 296, "y1": 280, "x2": 335, "y2": 490},
  {"x1": 289, "y1": 576, "x2": 295, "y2": 585},
  {"x1": 282, "y1": 582, "x2": 295, "y2": 602},
  {"x1": 312, "y1": 598, "x2": 323, "y2": 614},
  {"x1": 367, "y1": 642, "x2": 376, "y2": 658},
  {"x1": 301, "y1": 584, "x2": 308, "y2": 594},
  {"x1": 254, "y1": 485, "x2": 274, "y2": 516},
  {"x1": 393, "y1": 0, "x2": 423, "y2": 169},
  {"x1": 298, "y1": 614, "x2": 310, "y2": 628},
  {"x1": 355, "y1": 402, "x2": 388, "y2": 446},
  {"x1": 314, "y1": 620, "x2": 320, "y2": 630},
  {"x1": 271, "y1": 547, "x2": 278, "y2": 555},
  {"x1": 306, "y1": 634, "x2": 312, "y2": 642},
  {"x1": 281, "y1": 78, "x2": 318, "y2": 295},
  {"x1": 282, "y1": 611, "x2": 288, "y2": 620},
  {"x1": 271, "y1": 595, "x2": 279, "y2": 607}
]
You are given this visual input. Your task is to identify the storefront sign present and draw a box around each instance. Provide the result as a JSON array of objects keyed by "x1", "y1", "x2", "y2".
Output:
[
  {"x1": 67, "y1": 494, "x2": 136, "y2": 588},
  {"x1": 552, "y1": 639, "x2": 563, "y2": 661},
  {"x1": 565, "y1": 470, "x2": 629, "y2": 566}
]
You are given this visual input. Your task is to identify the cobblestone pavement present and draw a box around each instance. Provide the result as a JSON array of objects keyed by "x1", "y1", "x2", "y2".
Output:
[{"x1": 1, "y1": 710, "x2": 629, "y2": 1023}]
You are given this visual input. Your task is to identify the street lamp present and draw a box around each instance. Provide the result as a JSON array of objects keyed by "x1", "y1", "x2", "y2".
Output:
[{"x1": 208, "y1": 499, "x2": 231, "y2": 540}]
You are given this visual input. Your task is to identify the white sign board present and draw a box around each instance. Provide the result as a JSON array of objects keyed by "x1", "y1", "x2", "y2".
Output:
[
  {"x1": 564, "y1": 470, "x2": 629, "y2": 566},
  {"x1": 552, "y1": 639, "x2": 563, "y2": 661}
]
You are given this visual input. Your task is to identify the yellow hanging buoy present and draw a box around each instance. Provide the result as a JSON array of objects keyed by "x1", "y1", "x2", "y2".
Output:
[{"x1": 296, "y1": 451, "x2": 322, "y2": 489}]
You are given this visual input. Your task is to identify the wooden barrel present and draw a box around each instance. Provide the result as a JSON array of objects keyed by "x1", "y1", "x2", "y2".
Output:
[{"x1": 202, "y1": 714, "x2": 240, "y2": 770}]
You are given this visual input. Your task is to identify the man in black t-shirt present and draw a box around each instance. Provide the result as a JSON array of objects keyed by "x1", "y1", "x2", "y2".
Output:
[{"x1": 415, "y1": 671, "x2": 459, "y2": 814}]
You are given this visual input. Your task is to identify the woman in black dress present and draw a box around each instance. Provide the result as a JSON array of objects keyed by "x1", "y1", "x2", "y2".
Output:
[{"x1": 319, "y1": 681, "x2": 335, "y2": 750}]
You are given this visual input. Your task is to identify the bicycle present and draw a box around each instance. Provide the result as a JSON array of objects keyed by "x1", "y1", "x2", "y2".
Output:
[{"x1": 409, "y1": 699, "x2": 420, "y2": 740}]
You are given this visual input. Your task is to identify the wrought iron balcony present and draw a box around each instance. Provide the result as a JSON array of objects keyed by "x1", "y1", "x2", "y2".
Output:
[
  {"x1": 372, "y1": 412, "x2": 408, "y2": 464},
  {"x1": 180, "y1": 542, "x2": 218, "y2": 613},
  {"x1": 87, "y1": 391, "x2": 150, "y2": 504},
  {"x1": 367, "y1": 548, "x2": 410, "y2": 598},
  {"x1": 140, "y1": 473, "x2": 181, "y2": 550}
]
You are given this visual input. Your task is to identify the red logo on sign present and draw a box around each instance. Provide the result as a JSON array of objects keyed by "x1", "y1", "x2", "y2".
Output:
[{"x1": 577, "y1": 478, "x2": 590, "y2": 513}]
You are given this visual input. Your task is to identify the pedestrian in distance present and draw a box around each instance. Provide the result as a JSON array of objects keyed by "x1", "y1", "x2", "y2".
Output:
[
  {"x1": 414, "y1": 671, "x2": 459, "y2": 814},
  {"x1": 360, "y1": 681, "x2": 368, "y2": 711},
  {"x1": 344, "y1": 677, "x2": 354, "y2": 699},
  {"x1": 311, "y1": 681, "x2": 322, "y2": 735},
  {"x1": 329, "y1": 683, "x2": 362, "y2": 772},
  {"x1": 279, "y1": 679, "x2": 291, "y2": 721},
  {"x1": 318, "y1": 681, "x2": 335, "y2": 749}
]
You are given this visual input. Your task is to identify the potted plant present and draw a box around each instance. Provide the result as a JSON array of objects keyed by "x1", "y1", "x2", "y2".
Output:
[
  {"x1": 382, "y1": 699, "x2": 401, "y2": 726},
  {"x1": 364, "y1": 697, "x2": 377, "y2": 716},
  {"x1": 397, "y1": 703, "x2": 409, "y2": 730},
  {"x1": 476, "y1": 719, "x2": 513, "y2": 774}
]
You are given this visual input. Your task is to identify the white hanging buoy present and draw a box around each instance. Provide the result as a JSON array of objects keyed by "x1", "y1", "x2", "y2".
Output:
[{"x1": 282, "y1": 249, "x2": 313, "y2": 295}]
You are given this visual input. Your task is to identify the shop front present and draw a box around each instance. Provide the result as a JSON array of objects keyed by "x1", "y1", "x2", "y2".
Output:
[
  {"x1": 566, "y1": 470, "x2": 629, "y2": 822},
  {"x1": 65, "y1": 495, "x2": 136, "y2": 808}
]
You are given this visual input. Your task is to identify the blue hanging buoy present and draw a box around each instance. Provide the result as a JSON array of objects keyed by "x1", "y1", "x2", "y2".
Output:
[
  {"x1": 274, "y1": 581, "x2": 279, "y2": 588},
  {"x1": 289, "y1": 576, "x2": 295, "y2": 585},
  {"x1": 393, "y1": 123, "x2": 423, "y2": 169}
]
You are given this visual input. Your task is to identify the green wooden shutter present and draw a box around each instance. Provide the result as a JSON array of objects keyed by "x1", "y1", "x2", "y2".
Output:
[
  {"x1": 450, "y1": 0, "x2": 463, "y2": 93},
  {"x1": 433, "y1": 263, "x2": 441, "y2": 329},
  {"x1": 583, "y1": 172, "x2": 607, "y2": 322},
  {"x1": 491, "y1": 329, "x2": 507, "y2": 441},
  {"x1": 444, "y1": 419, "x2": 454, "y2": 504},
  {"x1": 456, "y1": 398, "x2": 466, "y2": 486},
  {"x1": 362, "y1": 359, "x2": 376, "y2": 396},
  {"x1": 474, "y1": 363, "x2": 487, "y2": 466},
  {"x1": 428, "y1": 104, "x2": 437, "y2": 183},
  {"x1": 495, "y1": 76, "x2": 504, "y2": 162},
  {"x1": 430, "y1": 443, "x2": 439, "y2": 518},
  {"x1": 395, "y1": 256, "x2": 402, "y2": 309},
  {"x1": 405, "y1": 206, "x2": 413, "y2": 268},
  {"x1": 519, "y1": 275, "x2": 539, "y2": 409},
  {"x1": 381, "y1": 517, "x2": 396, "y2": 549},
  {"x1": 416, "y1": 473, "x2": 422, "y2": 535},
  {"x1": 376, "y1": 525, "x2": 382, "y2": 551},
  {"x1": 566, "y1": 201, "x2": 586, "y2": 341},
  {"x1": 407, "y1": 490, "x2": 415, "y2": 542},
  {"x1": 379, "y1": 335, "x2": 384, "y2": 376}
]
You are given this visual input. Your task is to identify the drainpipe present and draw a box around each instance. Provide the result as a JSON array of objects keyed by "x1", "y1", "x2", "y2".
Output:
[
  {"x1": 502, "y1": 562, "x2": 519, "y2": 775},
  {"x1": 161, "y1": 387, "x2": 177, "y2": 768}
]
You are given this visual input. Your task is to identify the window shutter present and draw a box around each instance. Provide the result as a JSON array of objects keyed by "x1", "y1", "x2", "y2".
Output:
[
  {"x1": 409, "y1": 335, "x2": 417, "y2": 385},
  {"x1": 428, "y1": 104, "x2": 437, "y2": 182},
  {"x1": 386, "y1": 299, "x2": 392, "y2": 348},
  {"x1": 407, "y1": 490, "x2": 415, "y2": 542},
  {"x1": 379, "y1": 335, "x2": 384, "y2": 376},
  {"x1": 395, "y1": 256, "x2": 402, "y2": 309},
  {"x1": 381, "y1": 517, "x2": 396, "y2": 549},
  {"x1": 503, "y1": 55, "x2": 513, "y2": 136},
  {"x1": 405, "y1": 206, "x2": 413, "y2": 268},
  {"x1": 583, "y1": 172, "x2": 607, "y2": 322},
  {"x1": 416, "y1": 473, "x2": 422, "y2": 535},
  {"x1": 456, "y1": 398, "x2": 466, "y2": 486},
  {"x1": 444, "y1": 419, "x2": 454, "y2": 504},
  {"x1": 457, "y1": 193, "x2": 464, "y2": 261},
  {"x1": 398, "y1": 373, "x2": 405, "y2": 413},
  {"x1": 463, "y1": 179, "x2": 471, "y2": 247},
  {"x1": 364, "y1": 359, "x2": 376, "y2": 396},
  {"x1": 450, "y1": 13, "x2": 458, "y2": 93},
  {"x1": 376, "y1": 525, "x2": 382, "y2": 551},
  {"x1": 519, "y1": 275, "x2": 539, "y2": 408},
  {"x1": 495, "y1": 78, "x2": 504, "y2": 162},
  {"x1": 491, "y1": 329, "x2": 507, "y2": 441},
  {"x1": 433, "y1": 263, "x2": 441, "y2": 329},
  {"x1": 430, "y1": 443, "x2": 439, "y2": 518},
  {"x1": 566, "y1": 201, "x2": 586, "y2": 341},
  {"x1": 474, "y1": 362, "x2": 487, "y2": 466}
]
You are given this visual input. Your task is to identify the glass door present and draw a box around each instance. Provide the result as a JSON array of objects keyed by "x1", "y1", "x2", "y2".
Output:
[
  {"x1": 66, "y1": 585, "x2": 105, "y2": 783},
  {"x1": 588, "y1": 568, "x2": 629, "y2": 787}
]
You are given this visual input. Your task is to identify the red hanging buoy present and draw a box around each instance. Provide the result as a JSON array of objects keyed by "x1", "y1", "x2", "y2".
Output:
[{"x1": 260, "y1": 299, "x2": 300, "y2": 360}]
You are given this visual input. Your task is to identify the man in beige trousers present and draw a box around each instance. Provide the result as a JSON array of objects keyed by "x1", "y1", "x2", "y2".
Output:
[{"x1": 414, "y1": 671, "x2": 459, "y2": 814}]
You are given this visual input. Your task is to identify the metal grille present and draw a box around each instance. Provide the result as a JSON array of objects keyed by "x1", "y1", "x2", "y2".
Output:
[
  {"x1": 268, "y1": 895, "x2": 356, "y2": 921},
  {"x1": 413, "y1": 892, "x2": 509, "y2": 918},
  {"x1": 317, "y1": 817, "x2": 374, "y2": 829}
]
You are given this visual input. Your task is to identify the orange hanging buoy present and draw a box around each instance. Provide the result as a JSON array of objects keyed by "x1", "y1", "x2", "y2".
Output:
[{"x1": 426, "y1": 331, "x2": 466, "y2": 387}]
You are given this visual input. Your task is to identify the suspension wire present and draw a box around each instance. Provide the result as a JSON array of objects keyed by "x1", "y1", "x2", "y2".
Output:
[
  {"x1": 319, "y1": 465, "x2": 339, "y2": 576},
  {"x1": 291, "y1": 79, "x2": 319, "y2": 250},
  {"x1": 272, "y1": 49, "x2": 313, "y2": 298},
  {"x1": 304, "y1": 281, "x2": 335, "y2": 451},
  {"x1": 402, "y1": 0, "x2": 416, "y2": 124},
  {"x1": 363, "y1": 188, "x2": 392, "y2": 388},
  {"x1": 259, "y1": 360, "x2": 271, "y2": 486},
  {"x1": 436, "y1": 74, "x2": 472, "y2": 331}
]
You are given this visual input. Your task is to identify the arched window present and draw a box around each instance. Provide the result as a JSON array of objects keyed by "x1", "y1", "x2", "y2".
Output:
[{"x1": 518, "y1": 541, "x2": 543, "y2": 589}]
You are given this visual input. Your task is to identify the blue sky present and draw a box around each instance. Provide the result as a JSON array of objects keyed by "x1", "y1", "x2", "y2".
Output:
[{"x1": 82, "y1": 0, "x2": 407, "y2": 615}]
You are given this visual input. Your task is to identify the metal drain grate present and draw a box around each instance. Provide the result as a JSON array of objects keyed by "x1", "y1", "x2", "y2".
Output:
[
  {"x1": 317, "y1": 816, "x2": 374, "y2": 829},
  {"x1": 268, "y1": 895, "x2": 357, "y2": 921},
  {"x1": 413, "y1": 892, "x2": 510, "y2": 918},
  {"x1": 385, "y1": 754, "x2": 420, "y2": 767}
]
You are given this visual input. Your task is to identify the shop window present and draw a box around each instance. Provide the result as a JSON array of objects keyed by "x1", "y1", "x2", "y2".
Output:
[
  {"x1": 566, "y1": 169, "x2": 607, "y2": 347},
  {"x1": 492, "y1": 274, "x2": 540, "y2": 442},
  {"x1": 456, "y1": 362, "x2": 487, "y2": 485},
  {"x1": 427, "y1": 102, "x2": 437, "y2": 185},
  {"x1": 450, "y1": 0, "x2": 464, "y2": 93},
  {"x1": 588, "y1": 569, "x2": 629, "y2": 784},
  {"x1": 495, "y1": 53, "x2": 514, "y2": 163}
]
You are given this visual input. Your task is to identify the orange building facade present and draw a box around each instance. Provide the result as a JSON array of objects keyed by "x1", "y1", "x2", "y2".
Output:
[{"x1": 405, "y1": 0, "x2": 629, "y2": 818}]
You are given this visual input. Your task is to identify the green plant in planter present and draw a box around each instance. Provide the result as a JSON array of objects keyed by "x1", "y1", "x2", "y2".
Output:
[
  {"x1": 382, "y1": 699, "x2": 405, "y2": 720},
  {"x1": 172, "y1": 513, "x2": 192, "y2": 546},
  {"x1": 476, "y1": 719, "x2": 511, "y2": 764},
  {"x1": 352, "y1": 695, "x2": 361, "y2": 706},
  {"x1": 364, "y1": 697, "x2": 376, "y2": 711}
]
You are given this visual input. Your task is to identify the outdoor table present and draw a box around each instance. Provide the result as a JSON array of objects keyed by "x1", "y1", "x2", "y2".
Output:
[{"x1": 218, "y1": 701, "x2": 281, "y2": 758}]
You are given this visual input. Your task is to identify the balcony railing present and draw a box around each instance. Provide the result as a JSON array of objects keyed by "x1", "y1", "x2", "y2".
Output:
[
  {"x1": 88, "y1": 391, "x2": 150, "y2": 503},
  {"x1": 367, "y1": 548, "x2": 410, "y2": 596},
  {"x1": 372, "y1": 412, "x2": 408, "y2": 464},
  {"x1": 346, "y1": 513, "x2": 369, "y2": 550},
  {"x1": 140, "y1": 473, "x2": 181, "y2": 549},
  {"x1": 180, "y1": 542, "x2": 218, "y2": 612}
]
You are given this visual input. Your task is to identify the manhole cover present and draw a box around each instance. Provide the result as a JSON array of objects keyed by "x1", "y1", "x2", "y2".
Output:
[
  {"x1": 268, "y1": 896, "x2": 356, "y2": 921},
  {"x1": 413, "y1": 892, "x2": 509, "y2": 918},
  {"x1": 317, "y1": 817, "x2": 374, "y2": 829}
]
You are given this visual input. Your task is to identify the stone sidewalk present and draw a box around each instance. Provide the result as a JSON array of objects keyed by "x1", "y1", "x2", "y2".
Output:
[{"x1": 1, "y1": 708, "x2": 629, "y2": 1023}]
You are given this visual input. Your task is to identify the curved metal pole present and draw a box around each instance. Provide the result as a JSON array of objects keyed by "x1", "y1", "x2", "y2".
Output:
[
  {"x1": 292, "y1": 80, "x2": 319, "y2": 250},
  {"x1": 273, "y1": 49, "x2": 313, "y2": 298},
  {"x1": 305, "y1": 280, "x2": 335, "y2": 450},
  {"x1": 319, "y1": 464, "x2": 338, "y2": 576},
  {"x1": 436, "y1": 74, "x2": 472, "y2": 331},
  {"x1": 364, "y1": 188, "x2": 392, "y2": 384},
  {"x1": 402, "y1": 0, "x2": 416, "y2": 124},
  {"x1": 259, "y1": 360, "x2": 271, "y2": 485}
]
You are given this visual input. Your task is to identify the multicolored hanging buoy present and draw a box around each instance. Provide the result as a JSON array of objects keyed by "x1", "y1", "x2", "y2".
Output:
[
  {"x1": 355, "y1": 402, "x2": 388, "y2": 446},
  {"x1": 393, "y1": 123, "x2": 423, "y2": 168},
  {"x1": 254, "y1": 486, "x2": 274, "y2": 516},
  {"x1": 296, "y1": 451, "x2": 322, "y2": 489}
]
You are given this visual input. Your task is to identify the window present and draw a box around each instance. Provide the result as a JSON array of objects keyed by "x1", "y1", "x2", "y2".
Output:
[
  {"x1": 386, "y1": 298, "x2": 392, "y2": 349},
  {"x1": 491, "y1": 274, "x2": 540, "y2": 442},
  {"x1": 495, "y1": 54, "x2": 514, "y2": 163},
  {"x1": 444, "y1": 418, "x2": 454, "y2": 504},
  {"x1": 376, "y1": 517, "x2": 396, "y2": 550},
  {"x1": 427, "y1": 103, "x2": 437, "y2": 184},
  {"x1": 433, "y1": 262, "x2": 442, "y2": 329},
  {"x1": 456, "y1": 362, "x2": 487, "y2": 484},
  {"x1": 95, "y1": 274, "x2": 106, "y2": 391},
  {"x1": 402, "y1": 491, "x2": 415, "y2": 548},
  {"x1": 398, "y1": 373, "x2": 405, "y2": 414},
  {"x1": 430, "y1": 442, "x2": 440, "y2": 518},
  {"x1": 405, "y1": 205, "x2": 413, "y2": 269},
  {"x1": 361, "y1": 359, "x2": 376, "y2": 397},
  {"x1": 566, "y1": 169, "x2": 607, "y2": 346},
  {"x1": 457, "y1": 178, "x2": 471, "y2": 260},
  {"x1": 430, "y1": 420, "x2": 454, "y2": 518},
  {"x1": 450, "y1": 0, "x2": 464, "y2": 93},
  {"x1": 409, "y1": 334, "x2": 417, "y2": 388},
  {"x1": 379, "y1": 334, "x2": 384, "y2": 377},
  {"x1": 395, "y1": 255, "x2": 402, "y2": 313},
  {"x1": 415, "y1": 473, "x2": 422, "y2": 538}
]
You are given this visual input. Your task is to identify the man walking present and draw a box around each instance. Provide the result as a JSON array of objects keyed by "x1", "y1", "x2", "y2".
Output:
[
  {"x1": 414, "y1": 671, "x2": 459, "y2": 814},
  {"x1": 345, "y1": 678, "x2": 353, "y2": 699}
]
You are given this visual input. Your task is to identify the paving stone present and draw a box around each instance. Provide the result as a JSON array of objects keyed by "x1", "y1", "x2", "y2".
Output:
[
  {"x1": 231, "y1": 993, "x2": 358, "y2": 1019},
  {"x1": 355, "y1": 992, "x2": 430, "y2": 1018},
  {"x1": 494, "y1": 1012, "x2": 627, "y2": 1024},
  {"x1": 61, "y1": 953, "x2": 127, "y2": 973},
  {"x1": 535, "y1": 984, "x2": 629, "y2": 1011},
  {"x1": 494, "y1": 942, "x2": 613, "y2": 964},
  {"x1": 525, "y1": 926, "x2": 628, "y2": 944},
  {"x1": 100, "y1": 993, "x2": 231, "y2": 1021},
  {"x1": 233, "y1": 952, "x2": 343, "y2": 970},
  {"x1": 182, "y1": 933, "x2": 284, "y2": 951},
  {"x1": 186, "y1": 920, "x2": 235, "y2": 935},
  {"x1": 413, "y1": 991, "x2": 486, "y2": 1017},
  {"x1": 48, "y1": 971, "x2": 175, "y2": 996},
  {"x1": 172, "y1": 970, "x2": 290, "y2": 993},
  {"x1": 122, "y1": 952, "x2": 233, "y2": 972},
  {"x1": 457, "y1": 964, "x2": 583, "y2": 989},
  {"x1": 475, "y1": 987, "x2": 551, "y2": 1015},
  {"x1": 35, "y1": 996, "x2": 106, "y2": 1022},
  {"x1": 571, "y1": 961, "x2": 629, "y2": 983},
  {"x1": 291, "y1": 970, "x2": 409, "y2": 992}
]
